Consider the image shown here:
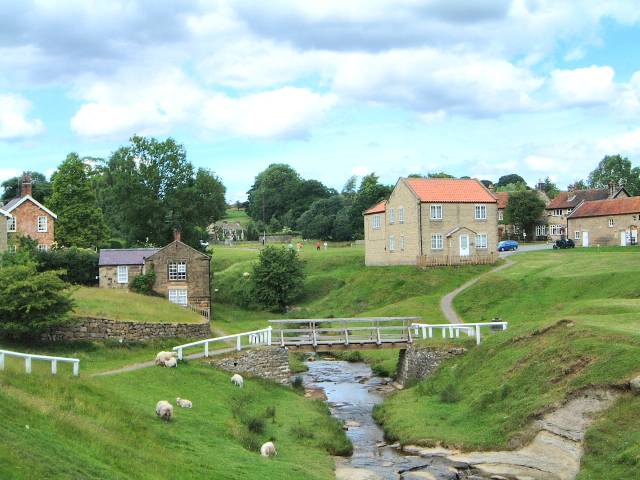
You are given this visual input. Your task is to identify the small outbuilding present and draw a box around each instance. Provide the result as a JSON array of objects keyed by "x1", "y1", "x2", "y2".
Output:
[{"x1": 567, "y1": 196, "x2": 640, "y2": 247}]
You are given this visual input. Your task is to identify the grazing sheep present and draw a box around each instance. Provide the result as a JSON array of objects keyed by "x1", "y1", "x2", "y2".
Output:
[
  {"x1": 155, "y1": 351, "x2": 177, "y2": 366},
  {"x1": 164, "y1": 357, "x2": 177, "y2": 368},
  {"x1": 231, "y1": 373, "x2": 244, "y2": 388},
  {"x1": 155, "y1": 401, "x2": 173, "y2": 421},
  {"x1": 260, "y1": 441, "x2": 277, "y2": 457},
  {"x1": 176, "y1": 397, "x2": 192, "y2": 408}
]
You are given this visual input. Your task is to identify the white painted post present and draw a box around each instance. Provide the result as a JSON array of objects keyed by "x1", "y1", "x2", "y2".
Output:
[
  {"x1": 449, "y1": 325, "x2": 453, "y2": 337},
  {"x1": 73, "y1": 361, "x2": 79, "y2": 376},
  {"x1": 376, "y1": 328, "x2": 381, "y2": 345},
  {"x1": 177, "y1": 348, "x2": 183, "y2": 361},
  {"x1": 455, "y1": 328, "x2": 460, "y2": 338},
  {"x1": 236, "y1": 335, "x2": 242, "y2": 351},
  {"x1": 267, "y1": 327, "x2": 272, "y2": 345},
  {"x1": 51, "y1": 360, "x2": 57, "y2": 375},
  {"x1": 344, "y1": 329, "x2": 349, "y2": 345},
  {"x1": 25, "y1": 357, "x2": 32, "y2": 374},
  {"x1": 442, "y1": 328, "x2": 446, "y2": 338},
  {"x1": 475, "y1": 324, "x2": 481, "y2": 345},
  {"x1": 502, "y1": 323, "x2": 507, "y2": 330},
  {"x1": 428, "y1": 327, "x2": 433, "y2": 338},
  {"x1": 421, "y1": 326, "x2": 426, "y2": 339},
  {"x1": 280, "y1": 330, "x2": 285, "y2": 347},
  {"x1": 204, "y1": 341, "x2": 209, "y2": 357},
  {"x1": 0, "y1": 352, "x2": 4, "y2": 371}
]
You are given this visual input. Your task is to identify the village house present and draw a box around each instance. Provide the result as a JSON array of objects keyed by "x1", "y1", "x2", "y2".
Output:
[
  {"x1": 0, "y1": 173, "x2": 57, "y2": 251},
  {"x1": 545, "y1": 183, "x2": 628, "y2": 241},
  {"x1": 496, "y1": 186, "x2": 550, "y2": 240},
  {"x1": 0, "y1": 208, "x2": 9, "y2": 252},
  {"x1": 364, "y1": 178, "x2": 498, "y2": 266},
  {"x1": 99, "y1": 230, "x2": 211, "y2": 315},
  {"x1": 567, "y1": 196, "x2": 640, "y2": 247}
]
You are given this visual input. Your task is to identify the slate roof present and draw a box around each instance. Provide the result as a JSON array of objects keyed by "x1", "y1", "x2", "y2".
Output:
[
  {"x1": 568, "y1": 197, "x2": 640, "y2": 219},
  {"x1": 1, "y1": 195, "x2": 58, "y2": 219},
  {"x1": 363, "y1": 200, "x2": 387, "y2": 215},
  {"x1": 547, "y1": 189, "x2": 610, "y2": 209},
  {"x1": 99, "y1": 248, "x2": 160, "y2": 266},
  {"x1": 404, "y1": 178, "x2": 497, "y2": 203}
]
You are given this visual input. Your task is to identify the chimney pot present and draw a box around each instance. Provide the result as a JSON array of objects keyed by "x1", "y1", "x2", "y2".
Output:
[
  {"x1": 174, "y1": 228, "x2": 182, "y2": 242},
  {"x1": 21, "y1": 172, "x2": 32, "y2": 197}
]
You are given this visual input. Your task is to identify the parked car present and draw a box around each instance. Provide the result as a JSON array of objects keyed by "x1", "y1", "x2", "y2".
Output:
[
  {"x1": 553, "y1": 239, "x2": 575, "y2": 249},
  {"x1": 498, "y1": 240, "x2": 519, "y2": 251}
]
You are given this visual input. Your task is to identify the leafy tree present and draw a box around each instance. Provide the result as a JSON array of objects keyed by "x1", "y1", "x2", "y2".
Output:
[
  {"x1": 1, "y1": 172, "x2": 52, "y2": 204},
  {"x1": 250, "y1": 246, "x2": 305, "y2": 312},
  {"x1": 341, "y1": 176, "x2": 357, "y2": 199},
  {"x1": 539, "y1": 176, "x2": 559, "y2": 199},
  {"x1": 568, "y1": 179, "x2": 588, "y2": 191},
  {"x1": 504, "y1": 190, "x2": 546, "y2": 240},
  {"x1": 497, "y1": 174, "x2": 526, "y2": 187},
  {"x1": 47, "y1": 153, "x2": 109, "y2": 248},
  {"x1": 588, "y1": 155, "x2": 640, "y2": 195},
  {"x1": 480, "y1": 180, "x2": 493, "y2": 188},
  {"x1": 427, "y1": 172, "x2": 455, "y2": 178},
  {"x1": 496, "y1": 181, "x2": 528, "y2": 193},
  {"x1": 297, "y1": 196, "x2": 346, "y2": 240},
  {"x1": 350, "y1": 173, "x2": 392, "y2": 239},
  {"x1": 0, "y1": 263, "x2": 74, "y2": 339},
  {"x1": 36, "y1": 247, "x2": 99, "y2": 286}
]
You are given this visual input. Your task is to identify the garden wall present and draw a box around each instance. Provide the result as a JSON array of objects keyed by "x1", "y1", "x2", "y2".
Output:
[
  {"x1": 208, "y1": 347, "x2": 290, "y2": 385},
  {"x1": 396, "y1": 344, "x2": 466, "y2": 386}
]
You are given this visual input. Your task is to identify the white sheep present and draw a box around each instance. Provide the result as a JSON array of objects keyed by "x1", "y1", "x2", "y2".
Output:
[
  {"x1": 155, "y1": 351, "x2": 177, "y2": 366},
  {"x1": 231, "y1": 373, "x2": 244, "y2": 388},
  {"x1": 164, "y1": 357, "x2": 177, "y2": 368},
  {"x1": 176, "y1": 397, "x2": 192, "y2": 408},
  {"x1": 155, "y1": 400, "x2": 173, "y2": 421},
  {"x1": 260, "y1": 441, "x2": 277, "y2": 457}
]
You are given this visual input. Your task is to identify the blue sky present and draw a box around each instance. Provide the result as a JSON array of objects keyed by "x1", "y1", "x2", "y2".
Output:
[{"x1": 1, "y1": 1, "x2": 639, "y2": 202}]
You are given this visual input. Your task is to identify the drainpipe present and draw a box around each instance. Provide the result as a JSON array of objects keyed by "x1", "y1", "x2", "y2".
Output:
[{"x1": 418, "y1": 201, "x2": 424, "y2": 256}]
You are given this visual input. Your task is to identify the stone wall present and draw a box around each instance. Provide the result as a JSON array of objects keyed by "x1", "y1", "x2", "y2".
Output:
[
  {"x1": 208, "y1": 347, "x2": 290, "y2": 385},
  {"x1": 0, "y1": 215, "x2": 6, "y2": 252},
  {"x1": 396, "y1": 344, "x2": 466, "y2": 386},
  {"x1": 41, "y1": 316, "x2": 211, "y2": 342}
]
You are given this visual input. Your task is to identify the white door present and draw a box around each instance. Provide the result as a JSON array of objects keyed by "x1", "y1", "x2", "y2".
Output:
[
  {"x1": 459, "y1": 234, "x2": 470, "y2": 256},
  {"x1": 621, "y1": 231, "x2": 627, "y2": 246},
  {"x1": 583, "y1": 231, "x2": 589, "y2": 247}
]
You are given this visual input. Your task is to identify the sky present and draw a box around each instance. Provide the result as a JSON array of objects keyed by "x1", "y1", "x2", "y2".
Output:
[{"x1": 0, "y1": 1, "x2": 639, "y2": 202}]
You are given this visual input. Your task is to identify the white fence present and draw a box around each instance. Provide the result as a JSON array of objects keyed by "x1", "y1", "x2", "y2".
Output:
[
  {"x1": 172, "y1": 327, "x2": 272, "y2": 360},
  {"x1": 0, "y1": 349, "x2": 80, "y2": 376},
  {"x1": 411, "y1": 321, "x2": 508, "y2": 345}
]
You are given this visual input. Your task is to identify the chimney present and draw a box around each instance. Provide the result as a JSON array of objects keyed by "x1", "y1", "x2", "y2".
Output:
[
  {"x1": 488, "y1": 184, "x2": 496, "y2": 193},
  {"x1": 21, "y1": 172, "x2": 32, "y2": 197},
  {"x1": 173, "y1": 228, "x2": 182, "y2": 242},
  {"x1": 608, "y1": 181, "x2": 615, "y2": 198}
]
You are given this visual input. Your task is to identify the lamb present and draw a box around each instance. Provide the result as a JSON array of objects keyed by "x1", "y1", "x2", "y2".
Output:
[
  {"x1": 155, "y1": 400, "x2": 173, "y2": 421},
  {"x1": 231, "y1": 373, "x2": 244, "y2": 388},
  {"x1": 176, "y1": 397, "x2": 192, "y2": 408},
  {"x1": 164, "y1": 357, "x2": 177, "y2": 368},
  {"x1": 260, "y1": 441, "x2": 277, "y2": 457},
  {"x1": 155, "y1": 351, "x2": 177, "y2": 366}
]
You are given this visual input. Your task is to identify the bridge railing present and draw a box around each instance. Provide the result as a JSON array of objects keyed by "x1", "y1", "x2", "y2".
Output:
[
  {"x1": 411, "y1": 321, "x2": 507, "y2": 345},
  {"x1": 172, "y1": 327, "x2": 272, "y2": 360},
  {"x1": 0, "y1": 349, "x2": 80, "y2": 376}
]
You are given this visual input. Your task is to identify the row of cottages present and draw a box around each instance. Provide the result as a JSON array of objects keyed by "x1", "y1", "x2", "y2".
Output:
[
  {"x1": 98, "y1": 230, "x2": 212, "y2": 315},
  {"x1": 567, "y1": 196, "x2": 640, "y2": 247},
  {"x1": 364, "y1": 178, "x2": 498, "y2": 266},
  {"x1": 0, "y1": 173, "x2": 57, "y2": 252}
]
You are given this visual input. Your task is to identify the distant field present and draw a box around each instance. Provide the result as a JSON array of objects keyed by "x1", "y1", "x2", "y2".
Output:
[
  {"x1": 72, "y1": 287, "x2": 204, "y2": 324},
  {"x1": 223, "y1": 207, "x2": 251, "y2": 226}
]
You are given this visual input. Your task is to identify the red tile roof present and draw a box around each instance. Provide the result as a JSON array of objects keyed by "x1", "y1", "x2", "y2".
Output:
[
  {"x1": 495, "y1": 191, "x2": 509, "y2": 209},
  {"x1": 404, "y1": 178, "x2": 497, "y2": 203},
  {"x1": 548, "y1": 189, "x2": 609, "y2": 209},
  {"x1": 363, "y1": 200, "x2": 386, "y2": 215},
  {"x1": 569, "y1": 197, "x2": 640, "y2": 218}
]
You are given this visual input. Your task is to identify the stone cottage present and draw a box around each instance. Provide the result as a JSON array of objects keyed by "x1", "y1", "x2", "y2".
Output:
[
  {"x1": 567, "y1": 196, "x2": 640, "y2": 247},
  {"x1": 98, "y1": 231, "x2": 211, "y2": 314},
  {"x1": 364, "y1": 178, "x2": 498, "y2": 266}
]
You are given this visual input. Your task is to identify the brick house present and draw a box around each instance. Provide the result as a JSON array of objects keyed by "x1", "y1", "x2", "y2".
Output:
[
  {"x1": 364, "y1": 178, "x2": 498, "y2": 266},
  {"x1": 567, "y1": 196, "x2": 640, "y2": 247},
  {"x1": 98, "y1": 231, "x2": 211, "y2": 314},
  {"x1": 0, "y1": 208, "x2": 8, "y2": 252},
  {"x1": 545, "y1": 183, "x2": 628, "y2": 241},
  {"x1": 1, "y1": 173, "x2": 57, "y2": 251}
]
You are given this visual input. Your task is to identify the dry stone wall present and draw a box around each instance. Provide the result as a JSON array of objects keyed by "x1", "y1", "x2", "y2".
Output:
[
  {"x1": 396, "y1": 344, "x2": 466, "y2": 386},
  {"x1": 208, "y1": 347, "x2": 290, "y2": 385}
]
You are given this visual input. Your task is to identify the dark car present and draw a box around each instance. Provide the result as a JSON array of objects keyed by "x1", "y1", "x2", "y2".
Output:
[
  {"x1": 498, "y1": 240, "x2": 519, "y2": 251},
  {"x1": 553, "y1": 239, "x2": 575, "y2": 249}
]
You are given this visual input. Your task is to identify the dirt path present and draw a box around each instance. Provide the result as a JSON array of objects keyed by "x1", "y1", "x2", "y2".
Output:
[{"x1": 440, "y1": 258, "x2": 514, "y2": 324}]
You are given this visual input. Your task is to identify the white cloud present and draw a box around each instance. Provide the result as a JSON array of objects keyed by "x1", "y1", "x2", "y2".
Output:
[
  {"x1": 0, "y1": 167, "x2": 21, "y2": 183},
  {"x1": 550, "y1": 66, "x2": 616, "y2": 105},
  {"x1": 524, "y1": 155, "x2": 560, "y2": 172},
  {"x1": 595, "y1": 128, "x2": 640, "y2": 154},
  {"x1": 0, "y1": 94, "x2": 44, "y2": 140},
  {"x1": 351, "y1": 165, "x2": 371, "y2": 176}
]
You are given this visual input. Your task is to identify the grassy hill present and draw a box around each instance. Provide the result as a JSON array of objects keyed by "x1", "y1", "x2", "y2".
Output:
[{"x1": 374, "y1": 247, "x2": 640, "y2": 478}]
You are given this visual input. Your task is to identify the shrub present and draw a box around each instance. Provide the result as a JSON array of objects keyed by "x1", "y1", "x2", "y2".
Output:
[
  {"x1": 292, "y1": 375, "x2": 304, "y2": 391},
  {"x1": 244, "y1": 416, "x2": 266, "y2": 434},
  {"x1": 264, "y1": 406, "x2": 276, "y2": 422},
  {"x1": 439, "y1": 383, "x2": 461, "y2": 404},
  {"x1": 36, "y1": 247, "x2": 99, "y2": 286},
  {"x1": 290, "y1": 422, "x2": 315, "y2": 440},
  {"x1": 129, "y1": 269, "x2": 157, "y2": 295},
  {"x1": 250, "y1": 246, "x2": 305, "y2": 312}
]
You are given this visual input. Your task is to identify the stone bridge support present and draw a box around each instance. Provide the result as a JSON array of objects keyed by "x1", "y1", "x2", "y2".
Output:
[
  {"x1": 208, "y1": 346, "x2": 291, "y2": 385},
  {"x1": 396, "y1": 344, "x2": 466, "y2": 386}
]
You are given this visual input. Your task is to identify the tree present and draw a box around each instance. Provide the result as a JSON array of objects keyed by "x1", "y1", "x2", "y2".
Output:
[
  {"x1": 250, "y1": 246, "x2": 305, "y2": 312},
  {"x1": 504, "y1": 190, "x2": 546, "y2": 240},
  {"x1": 496, "y1": 181, "x2": 528, "y2": 193},
  {"x1": 350, "y1": 173, "x2": 392, "y2": 239},
  {"x1": 568, "y1": 179, "x2": 588, "y2": 191},
  {"x1": 1, "y1": 171, "x2": 52, "y2": 204},
  {"x1": 0, "y1": 263, "x2": 74, "y2": 339},
  {"x1": 497, "y1": 174, "x2": 526, "y2": 187},
  {"x1": 47, "y1": 153, "x2": 109, "y2": 248},
  {"x1": 480, "y1": 180, "x2": 493, "y2": 188},
  {"x1": 588, "y1": 155, "x2": 640, "y2": 195},
  {"x1": 297, "y1": 196, "x2": 346, "y2": 240},
  {"x1": 427, "y1": 172, "x2": 455, "y2": 178},
  {"x1": 539, "y1": 176, "x2": 559, "y2": 199}
]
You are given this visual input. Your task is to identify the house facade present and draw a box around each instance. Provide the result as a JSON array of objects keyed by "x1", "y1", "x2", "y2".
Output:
[
  {"x1": 1, "y1": 173, "x2": 57, "y2": 251},
  {"x1": 546, "y1": 184, "x2": 628, "y2": 241},
  {"x1": 567, "y1": 196, "x2": 640, "y2": 247},
  {"x1": 98, "y1": 231, "x2": 211, "y2": 313},
  {"x1": 0, "y1": 208, "x2": 8, "y2": 252},
  {"x1": 364, "y1": 178, "x2": 498, "y2": 266},
  {"x1": 496, "y1": 188, "x2": 550, "y2": 240}
]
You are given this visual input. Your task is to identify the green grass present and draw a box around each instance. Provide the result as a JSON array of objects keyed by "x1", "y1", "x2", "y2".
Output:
[
  {"x1": 374, "y1": 247, "x2": 640, "y2": 477},
  {"x1": 0, "y1": 360, "x2": 349, "y2": 479},
  {"x1": 72, "y1": 287, "x2": 204, "y2": 324},
  {"x1": 223, "y1": 207, "x2": 251, "y2": 226}
]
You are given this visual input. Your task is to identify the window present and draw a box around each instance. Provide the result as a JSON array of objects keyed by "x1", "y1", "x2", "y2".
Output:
[
  {"x1": 372, "y1": 215, "x2": 381, "y2": 230},
  {"x1": 400, "y1": 235, "x2": 405, "y2": 251},
  {"x1": 575, "y1": 231, "x2": 581, "y2": 240},
  {"x1": 388, "y1": 235, "x2": 395, "y2": 251},
  {"x1": 168, "y1": 289, "x2": 188, "y2": 306},
  {"x1": 430, "y1": 204, "x2": 443, "y2": 220},
  {"x1": 476, "y1": 234, "x2": 488, "y2": 249},
  {"x1": 475, "y1": 204, "x2": 487, "y2": 220},
  {"x1": 37, "y1": 216, "x2": 47, "y2": 233},
  {"x1": 431, "y1": 234, "x2": 443, "y2": 250},
  {"x1": 8, "y1": 245, "x2": 16, "y2": 253},
  {"x1": 550, "y1": 224, "x2": 563, "y2": 235},
  {"x1": 389, "y1": 208, "x2": 395, "y2": 224},
  {"x1": 567, "y1": 208, "x2": 573, "y2": 214},
  {"x1": 553, "y1": 209, "x2": 563, "y2": 216},
  {"x1": 398, "y1": 207, "x2": 404, "y2": 224},
  {"x1": 498, "y1": 210, "x2": 504, "y2": 221},
  {"x1": 535, "y1": 225, "x2": 547, "y2": 236},
  {"x1": 37, "y1": 244, "x2": 48, "y2": 252},
  {"x1": 169, "y1": 261, "x2": 187, "y2": 280},
  {"x1": 117, "y1": 265, "x2": 128, "y2": 284},
  {"x1": 608, "y1": 218, "x2": 614, "y2": 228},
  {"x1": 7, "y1": 216, "x2": 15, "y2": 232}
]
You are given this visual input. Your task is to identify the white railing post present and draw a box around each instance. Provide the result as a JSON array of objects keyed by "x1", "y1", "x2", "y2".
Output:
[
  {"x1": 0, "y1": 352, "x2": 4, "y2": 371},
  {"x1": 442, "y1": 328, "x2": 446, "y2": 338},
  {"x1": 280, "y1": 330, "x2": 285, "y2": 347},
  {"x1": 475, "y1": 324, "x2": 481, "y2": 345},
  {"x1": 502, "y1": 323, "x2": 507, "y2": 330},
  {"x1": 376, "y1": 328, "x2": 381, "y2": 345},
  {"x1": 267, "y1": 327, "x2": 272, "y2": 345},
  {"x1": 421, "y1": 326, "x2": 426, "y2": 339},
  {"x1": 25, "y1": 357, "x2": 32, "y2": 374},
  {"x1": 236, "y1": 336, "x2": 242, "y2": 351},
  {"x1": 204, "y1": 341, "x2": 209, "y2": 358},
  {"x1": 428, "y1": 327, "x2": 433, "y2": 338},
  {"x1": 455, "y1": 327, "x2": 460, "y2": 338},
  {"x1": 51, "y1": 360, "x2": 57, "y2": 375},
  {"x1": 177, "y1": 348, "x2": 183, "y2": 361},
  {"x1": 73, "y1": 361, "x2": 79, "y2": 376},
  {"x1": 344, "y1": 329, "x2": 349, "y2": 345}
]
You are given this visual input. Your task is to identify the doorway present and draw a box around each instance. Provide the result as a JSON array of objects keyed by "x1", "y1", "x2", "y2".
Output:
[{"x1": 459, "y1": 234, "x2": 470, "y2": 256}]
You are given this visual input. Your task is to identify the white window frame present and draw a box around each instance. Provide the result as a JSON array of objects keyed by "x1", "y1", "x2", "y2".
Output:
[
  {"x1": 498, "y1": 210, "x2": 504, "y2": 221},
  {"x1": 553, "y1": 209, "x2": 563, "y2": 217},
  {"x1": 475, "y1": 204, "x2": 487, "y2": 220},
  {"x1": 430, "y1": 204, "x2": 443, "y2": 220},
  {"x1": 608, "y1": 218, "x2": 614, "y2": 228},
  {"x1": 431, "y1": 234, "x2": 443, "y2": 250},
  {"x1": 398, "y1": 207, "x2": 404, "y2": 224},
  {"x1": 400, "y1": 235, "x2": 405, "y2": 251},
  {"x1": 169, "y1": 261, "x2": 187, "y2": 281},
  {"x1": 372, "y1": 215, "x2": 381, "y2": 230},
  {"x1": 574, "y1": 230, "x2": 581, "y2": 240},
  {"x1": 8, "y1": 245, "x2": 16, "y2": 253},
  {"x1": 168, "y1": 289, "x2": 188, "y2": 306},
  {"x1": 388, "y1": 235, "x2": 395, "y2": 252},
  {"x1": 476, "y1": 234, "x2": 488, "y2": 249},
  {"x1": 389, "y1": 208, "x2": 395, "y2": 224},
  {"x1": 567, "y1": 208, "x2": 573, "y2": 214},
  {"x1": 535, "y1": 225, "x2": 547, "y2": 237},
  {"x1": 117, "y1": 265, "x2": 128, "y2": 284},
  {"x1": 550, "y1": 224, "x2": 563, "y2": 236},
  {"x1": 7, "y1": 216, "x2": 16, "y2": 232},
  {"x1": 37, "y1": 244, "x2": 48, "y2": 252},
  {"x1": 37, "y1": 216, "x2": 48, "y2": 233}
]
